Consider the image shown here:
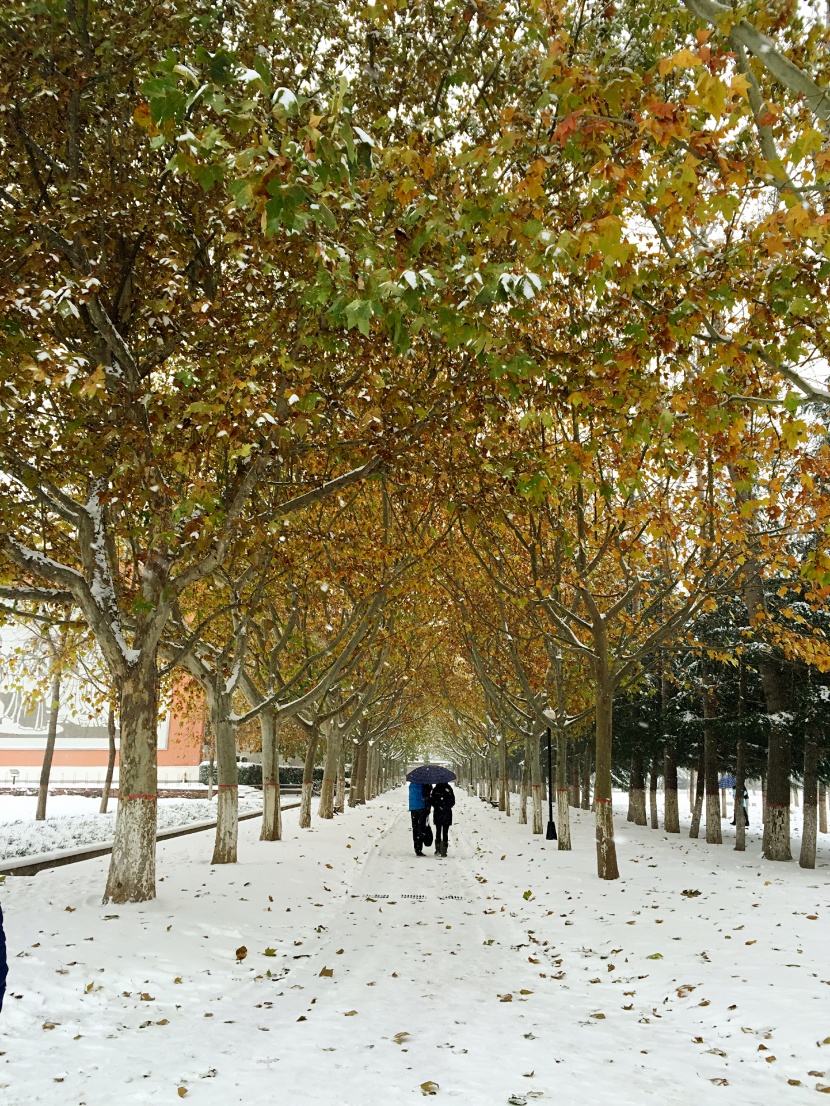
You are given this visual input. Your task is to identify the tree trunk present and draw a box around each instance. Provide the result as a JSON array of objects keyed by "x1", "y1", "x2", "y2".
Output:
[
  {"x1": 530, "y1": 732, "x2": 543, "y2": 833},
  {"x1": 703, "y1": 669, "x2": 722, "y2": 845},
  {"x1": 556, "y1": 731, "x2": 571, "y2": 851},
  {"x1": 664, "y1": 744, "x2": 680, "y2": 833},
  {"x1": 689, "y1": 747, "x2": 705, "y2": 839},
  {"x1": 735, "y1": 736, "x2": 747, "y2": 852},
  {"x1": 207, "y1": 721, "x2": 215, "y2": 801},
  {"x1": 594, "y1": 681, "x2": 619, "y2": 879},
  {"x1": 571, "y1": 756, "x2": 579, "y2": 809},
  {"x1": 820, "y1": 782, "x2": 828, "y2": 834},
  {"x1": 629, "y1": 749, "x2": 647, "y2": 826},
  {"x1": 355, "y1": 739, "x2": 368, "y2": 805},
  {"x1": 720, "y1": 786, "x2": 727, "y2": 819},
  {"x1": 300, "y1": 729, "x2": 320, "y2": 828},
  {"x1": 211, "y1": 694, "x2": 238, "y2": 864},
  {"x1": 260, "y1": 708, "x2": 282, "y2": 842},
  {"x1": 498, "y1": 738, "x2": 507, "y2": 812},
  {"x1": 581, "y1": 743, "x2": 592, "y2": 809},
  {"x1": 104, "y1": 659, "x2": 158, "y2": 904},
  {"x1": 689, "y1": 767, "x2": 695, "y2": 813},
  {"x1": 100, "y1": 702, "x2": 117, "y2": 815},
  {"x1": 318, "y1": 722, "x2": 339, "y2": 819},
  {"x1": 36, "y1": 674, "x2": 61, "y2": 821},
  {"x1": 335, "y1": 733, "x2": 346, "y2": 814},
  {"x1": 519, "y1": 754, "x2": 528, "y2": 825},
  {"x1": 799, "y1": 729, "x2": 819, "y2": 870},
  {"x1": 649, "y1": 756, "x2": 659, "y2": 829}
]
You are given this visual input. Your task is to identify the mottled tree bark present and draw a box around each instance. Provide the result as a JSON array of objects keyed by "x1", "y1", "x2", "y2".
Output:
[
  {"x1": 260, "y1": 708, "x2": 282, "y2": 841},
  {"x1": 703, "y1": 668, "x2": 721, "y2": 845},
  {"x1": 799, "y1": 729, "x2": 819, "y2": 870},
  {"x1": 594, "y1": 678, "x2": 619, "y2": 880},
  {"x1": 299, "y1": 728, "x2": 320, "y2": 828},
  {"x1": 211, "y1": 691, "x2": 239, "y2": 864},
  {"x1": 581, "y1": 744, "x2": 592, "y2": 809},
  {"x1": 556, "y1": 731, "x2": 571, "y2": 851},
  {"x1": 629, "y1": 749, "x2": 647, "y2": 826},
  {"x1": 104, "y1": 659, "x2": 158, "y2": 903},
  {"x1": 318, "y1": 721, "x2": 339, "y2": 819},
  {"x1": 689, "y1": 748, "x2": 705, "y2": 839},
  {"x1": 649, "y1": 756, "x2": 659, "y2": 829},
  {"x1": 530, "y1": 732, "x2": 543, "y2": 834}
]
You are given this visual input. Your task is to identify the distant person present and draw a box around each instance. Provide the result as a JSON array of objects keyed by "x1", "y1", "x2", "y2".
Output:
[
  {"x1": 430, "y1": 781, "x2": 456, "y2": 857},
  {"x1": 731, "y1": 787, "x2": 749, "y2": 826},
  {"x1": 0, "y1": 903, "x2": 7, "y2": 1012},
  {"x1": 409, "y1": 779, "x2": 428, "y2": 857}
]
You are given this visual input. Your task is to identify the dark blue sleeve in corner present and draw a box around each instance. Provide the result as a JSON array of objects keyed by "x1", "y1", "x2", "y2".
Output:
[{"x1": 0, "y1": 904, "x2": 7, "y2": 1013}]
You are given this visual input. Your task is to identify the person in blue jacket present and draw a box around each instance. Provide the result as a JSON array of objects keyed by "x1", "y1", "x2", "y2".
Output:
[
  {"x1": 0, "y1": 903, "x2": 7, "y2": 1013},
  {"x1": 408, "y1": 780, "x2": 430, "y2": 856}
]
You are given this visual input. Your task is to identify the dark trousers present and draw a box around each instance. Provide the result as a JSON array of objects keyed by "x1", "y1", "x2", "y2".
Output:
[
  {"x1": 410, "y1": 809, "x2": 427, "y2": 852},
  {"x1": 435, "y1": 823, "x2": 449, "y2": 847}
]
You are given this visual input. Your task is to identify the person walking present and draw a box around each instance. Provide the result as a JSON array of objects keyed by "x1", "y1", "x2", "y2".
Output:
[
  {"x1": 430, "y1": 780, "x2": 455, "y2": 857},
  {"x1": 409, "y1": 778, "x2": 428, "y2": 856}
]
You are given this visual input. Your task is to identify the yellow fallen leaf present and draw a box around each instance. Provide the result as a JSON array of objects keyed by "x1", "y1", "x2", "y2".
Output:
[
  {"x1": 421, "y1": 1081, "x2": 439, "y2": 1096},
  {"x1": 344, "y1": 1010, "x2": 358, "y2": 1016}
]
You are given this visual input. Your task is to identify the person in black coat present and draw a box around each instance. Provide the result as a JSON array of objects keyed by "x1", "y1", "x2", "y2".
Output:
[
  {"x1": 430, "y1": 782, "x2": 455, "y2": 857},
  {"x1": 0, "y1": 903, "x2": 7, "y2": 1013}
]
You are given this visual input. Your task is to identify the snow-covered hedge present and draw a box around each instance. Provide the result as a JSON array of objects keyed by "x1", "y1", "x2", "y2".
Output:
[{"x1": 0, "y1": 795, "x2": 263, "y2": 863}]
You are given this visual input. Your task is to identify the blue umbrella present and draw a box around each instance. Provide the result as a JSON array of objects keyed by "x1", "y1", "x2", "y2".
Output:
[
  {"x1": 406, "y1": 764, "x2": 456, "y2": 784},
  {"x1": 718, "y1": 773, "x2": 737, "y2": 789}
]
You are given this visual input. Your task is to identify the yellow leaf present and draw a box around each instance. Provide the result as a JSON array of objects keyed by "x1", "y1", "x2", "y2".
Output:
[
  {"x1": 177, "y1": 1089, "x2": 189, "y2": 1098},
  {"x1": 730, "y1": 73, "x2": 750, "y2": 99},
  {"x1": 659, "y1": 48, "x2": 703, "y2": 77}
]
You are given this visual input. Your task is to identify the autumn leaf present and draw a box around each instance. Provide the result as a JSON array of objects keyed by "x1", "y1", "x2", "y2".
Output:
[
  {"x1": 658, "y1": 48, "x2": 703, "y2": 77},
  {"x1": 421, "y1": 1082, "x2": 439, "y2": 1095},
  {"x1": 235, "y1": 946, "x2": 248, "y2": 963},
  {"x1": 552, "y1": 110, "x2": 585, "y2": 146}
]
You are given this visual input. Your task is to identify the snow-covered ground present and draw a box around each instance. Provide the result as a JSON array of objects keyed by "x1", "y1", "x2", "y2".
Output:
[
  {"x1": 1, "y1": 788, "x2": 828, "y2": 1105},
  {"x1": 0, "y1": 791, "x2": 263, "y2": 863}
]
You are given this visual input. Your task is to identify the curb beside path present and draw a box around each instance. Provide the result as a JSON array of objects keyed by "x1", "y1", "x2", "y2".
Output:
[{"x1": 0, "y1": 801, "x2": 301, "y2": 877}]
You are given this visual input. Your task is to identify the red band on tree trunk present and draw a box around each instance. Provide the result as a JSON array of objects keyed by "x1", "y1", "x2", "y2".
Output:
[
  {"x1": 122, "y1": 793, "x2": 157, "y2": 801},
  {"x1": 594, "y1": 797, "x2": 612, "y2": 804},
  {"x1": 218, "y1": 783, "x2": 238, "y2": 789}
]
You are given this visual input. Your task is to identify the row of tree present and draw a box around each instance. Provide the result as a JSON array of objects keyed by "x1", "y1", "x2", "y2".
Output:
[{"x1": 3, "y1": 0, "x2": 830, "y2": 900}]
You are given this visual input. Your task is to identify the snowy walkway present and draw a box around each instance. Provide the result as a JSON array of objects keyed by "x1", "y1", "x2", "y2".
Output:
[{"x1": 1, "y1": 790, "x2": 829, "y2": 1104}]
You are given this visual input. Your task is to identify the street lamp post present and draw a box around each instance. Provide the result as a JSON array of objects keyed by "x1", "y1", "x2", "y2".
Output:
[{"x1": 546, "y1": 727, "x2": 557, "y2": 841}]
